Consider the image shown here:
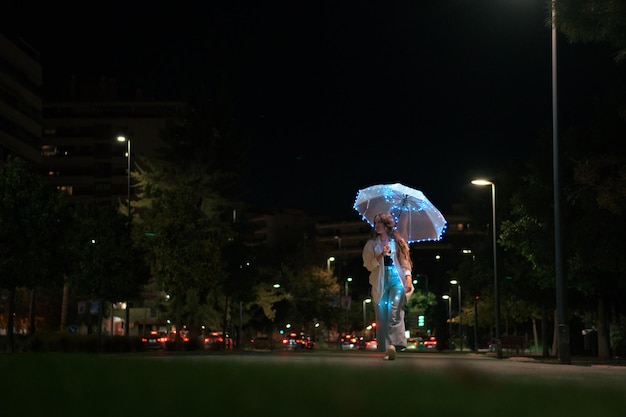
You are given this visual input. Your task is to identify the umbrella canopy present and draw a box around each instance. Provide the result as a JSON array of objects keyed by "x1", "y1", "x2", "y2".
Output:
[{"x1": 353, "y1": 183, "x2": 447, "y2": 243}]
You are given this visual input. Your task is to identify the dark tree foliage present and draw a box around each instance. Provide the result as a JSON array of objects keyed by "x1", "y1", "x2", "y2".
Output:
[
  {"x1": 139, "y1": 186, "x2": 225, "y2": 338},
  {"x1": 498, "y1": 74, "x2": 626, "y2": 357},
  {"x1": 0, "y1": 156, "x2": 70, "y2": 352},
  {"x1": 68, "y1": 204, "x2": 144, "y2": 303},
  {"x1": 66, "y1": 203, "x2": 147, "y2": 336},
  {"x1": 131, "y1": 94, "x2": 253, "y2": 344},
  {"x1": 555, "y1": 0, "x2": 626, "y2": 61}
]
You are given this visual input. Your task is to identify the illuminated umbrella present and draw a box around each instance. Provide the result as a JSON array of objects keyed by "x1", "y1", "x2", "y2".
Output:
[{"x1": 353, "y1": 183, "x2": 447, "y2": 243}]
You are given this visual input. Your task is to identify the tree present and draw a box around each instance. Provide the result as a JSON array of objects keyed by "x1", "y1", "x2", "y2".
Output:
[
  {"x1": 67, "y1": 204, "x2": 145, "y2": 336},
  {"x1": 556, "y1": 0, "x2": 626, "y2": 61},
  {"x1": 130, "y1": 94, "x2": 250, "y2": 346},
  {"x1": 0, "y1": 156, "x2": 69, "y2": 352},
  {"x1": 499, "y1": 75, "x2": 626, "y2": 358},
  {"x1": 562, "y1": 116, "x2": 626, "y2": 359},
  {"x1": 247, "y1": 263, "x2": 339, "y2": 342},
  {"x1": 139, "y1": 185, "x2": 225, "y2": 345},
  {"x1": 498, "y1": 140, "x2": 563, "y2": 357},
  {"x1": 284, "y1": 264, "x2": 341, "y2": 329}
]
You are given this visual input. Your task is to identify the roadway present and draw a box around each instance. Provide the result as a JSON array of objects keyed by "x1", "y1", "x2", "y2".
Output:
[{"x1": 147, "y1": 349, "x2": 626, "y2": 389}]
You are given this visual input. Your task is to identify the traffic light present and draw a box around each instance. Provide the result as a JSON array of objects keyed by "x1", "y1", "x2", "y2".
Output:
[{"x1": 418, "y1": 315, "x2": 425, "y2": 327}]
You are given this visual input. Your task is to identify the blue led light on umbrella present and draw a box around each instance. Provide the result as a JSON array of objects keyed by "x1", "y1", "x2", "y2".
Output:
[{"x1": 353, "y1": 183, "x2": 447, "y2": 243}]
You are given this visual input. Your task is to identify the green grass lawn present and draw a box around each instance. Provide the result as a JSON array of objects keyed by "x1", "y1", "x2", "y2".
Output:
[{"x1": 1, "y1": 353, "x2": 625, "y2": 417}]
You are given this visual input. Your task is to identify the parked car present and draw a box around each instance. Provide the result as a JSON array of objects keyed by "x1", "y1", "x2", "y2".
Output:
[
  {"x1": 357, "y1": 337, "x2": 378, "y2": 351},
  {"x1": 423, "y1": 336, "x2": 438, "y2": 350},
  {"x1": 203, "y1": 331, "x2": 233, "y2": 350},
  {"x1": 141, "y1": 330, "x2": 168, "y2": 350},
  {"x1": 283, "y1": 333, "x2": 299, "y2": 350},
  {"x1": 169, "y1": 329, "x2": 190, "y2": 343},
  {"x1": 249, "y1": 336, "x2": 273, "y2": 350},
  {"x1": 340, "y1": 334, "x2": 359, "y2": 350},
  {"x1": 364, "y1": 338, "x2": 378, "y2": 351},
  {"x1": 301, "y1": 335, "x2": 315, "y2": 350},
  {"x1": 282, "y1": 333, "x2": 315, "y2": 350},
  {"x1": 406, "y1": 337, "x2": 424, "y2": 350}
]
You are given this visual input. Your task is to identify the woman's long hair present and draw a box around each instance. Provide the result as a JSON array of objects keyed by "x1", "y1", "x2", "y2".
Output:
[{"x1": 375, "y1": 213, "x2": 413, "y2": 269}]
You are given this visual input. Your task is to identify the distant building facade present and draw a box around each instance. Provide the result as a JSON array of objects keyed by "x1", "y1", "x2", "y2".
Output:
[
  {"x1": 42, "y1": 79, "x2": 186, "y2": 205},
  {"x1": 0, "y1": 34, "x2": 42, "y2": 166}
]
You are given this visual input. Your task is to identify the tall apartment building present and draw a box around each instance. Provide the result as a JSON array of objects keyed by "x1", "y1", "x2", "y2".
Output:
[
  {"x1": 42, "y1": 78, "x2": 186, "y2": 205},
  {"x1": 2, "y1": 33, "x2": 186, "y2": 206},
  {"x1": 0, "y1": 34, "x2": 42, "y2": 165}
]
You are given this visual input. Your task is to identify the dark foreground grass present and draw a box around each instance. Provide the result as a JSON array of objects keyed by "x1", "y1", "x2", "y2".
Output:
[{"x1": 1, "y1": 353, "x2": 625, "y2": 417}]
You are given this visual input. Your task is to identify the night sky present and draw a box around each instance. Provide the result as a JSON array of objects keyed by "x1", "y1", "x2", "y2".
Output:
[{"x1": 7, "y1": 0, "x2": 624, "y2": 219}]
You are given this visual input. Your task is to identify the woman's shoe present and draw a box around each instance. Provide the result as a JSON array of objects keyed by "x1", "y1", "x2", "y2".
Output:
[{"x1": 385, "y1": 345, "x2": 396, "y2": 360}]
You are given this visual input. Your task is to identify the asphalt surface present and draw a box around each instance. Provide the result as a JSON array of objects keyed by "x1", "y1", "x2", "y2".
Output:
[{"x1": 146, "y1": 349, "x2": 626, "y2": 389}]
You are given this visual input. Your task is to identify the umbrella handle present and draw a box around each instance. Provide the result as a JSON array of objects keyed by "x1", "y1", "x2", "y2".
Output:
[{"x1": 396, "y1": 210, "x2": 410, "y2": 242}]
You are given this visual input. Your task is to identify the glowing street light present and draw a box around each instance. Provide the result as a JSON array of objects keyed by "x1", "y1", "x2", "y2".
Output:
[
  {"x1": 345, "y1": 277, "x2": 352, "y2": 296},
  {"x1": 471, "y1": 178, "x2": 500, "y2": 355},
  {"x1": 116, "y1": 136, "x2": 131, "y2": 223},
  {"x1": 362, "y1": 297, "x2": 371, "y2": 335},
  {"x1": 326, "y1": 256, "x2": 335, "y2": 273},
  {"x1": 117, "y1": 135, "x2": 131, "y2": 337},
  {"x1": 450, "y1": 279, "x2": 462, "y2": 352},
  {"x1": 442, "y1": 294, "x2": 452, "y2": 350}
]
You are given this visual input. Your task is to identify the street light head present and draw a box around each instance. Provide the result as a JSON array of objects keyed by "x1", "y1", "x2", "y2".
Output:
[
  {"x1": 442, "y1": 294, "x2": 450, "y2": 300},
  {"x1": 450, "y1": 279, "x2": 458, "y2": 285},
  {"x1": 364, "y1": 298, "x2": 371, "y2": 303},
  {"x1": 117, "y1": 136, "x2": 127, "y2": 142},
  {"x1": 471, "y1": 179, "x2": 493, "y2": 186},
  {"x1": 328, "y1": 256, "x2": 335, "y2": 262}
]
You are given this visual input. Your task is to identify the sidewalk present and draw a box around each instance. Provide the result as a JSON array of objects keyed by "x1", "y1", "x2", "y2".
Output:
[{"x1": 503, "y1": 353, "x2": 626, "y2": 368}]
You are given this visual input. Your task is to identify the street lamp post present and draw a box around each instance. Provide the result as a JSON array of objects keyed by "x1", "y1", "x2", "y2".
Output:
[
  {"x1": 117, "y1": 135, "x2": 131, "y2": 337},
  {"x1": 334, "y1": 235, "x2": 342, "y2": 283},
  {"x1": 343, "y1": 277, "x2": 353, "y2": 329},
  {"x1": 471, "y1": 179, "x2": 500, "y2": 356},
  {"x1": 450, "y1": 279, "x2": 462, "y2": 352},
  {"x1": 117, "y1": 136, "x2": 131, "y2": 223},
  {"x1": 362, "y1": 298, "x2": 371, "y2": 335},
  {"x1": 442, "y1": 294, "x2": 452, "y2": 350},
  {"x1": 326, "y1": 256, "x2": 335, "y2": 274},
  {"x1": 551, "y1": 0, "x2": 569, "y2": 365},
  {"x1": 345, "y1": 277, "x2": 352, "y2": 297},
  {"x1": 473, "y1": 295, "x2": 479, "y2": 352}
]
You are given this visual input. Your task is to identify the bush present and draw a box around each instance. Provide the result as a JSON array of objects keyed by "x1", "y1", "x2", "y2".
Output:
[{"x1": 0, "y1": 333, "x2": 143, "y2": 353}]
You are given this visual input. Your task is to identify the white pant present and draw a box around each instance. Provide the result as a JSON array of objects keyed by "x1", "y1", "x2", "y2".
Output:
[{"x1": 376, "y1": 266, "x2": 407, "y2": 352}]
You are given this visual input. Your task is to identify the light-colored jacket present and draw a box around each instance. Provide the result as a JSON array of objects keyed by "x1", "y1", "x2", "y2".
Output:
[{"x1": 362, "y1": 236, "x2": 412, "y2": 304}]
